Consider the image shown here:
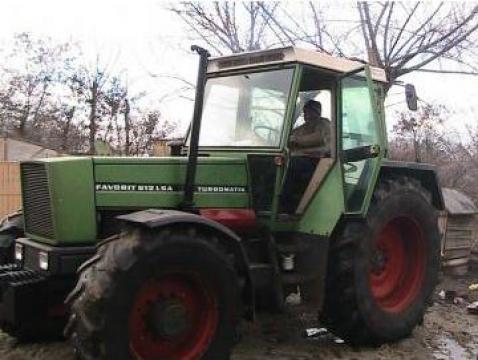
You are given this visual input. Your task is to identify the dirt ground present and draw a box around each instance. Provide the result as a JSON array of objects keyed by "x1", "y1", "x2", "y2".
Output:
[{"x1": 0, "y1": 267, "x2": 477, "y2": 360}]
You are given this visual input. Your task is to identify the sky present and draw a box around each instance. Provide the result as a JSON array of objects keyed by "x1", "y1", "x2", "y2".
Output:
[{"x1": 0, "y1": 0, "x2": 477, "y2": 138}]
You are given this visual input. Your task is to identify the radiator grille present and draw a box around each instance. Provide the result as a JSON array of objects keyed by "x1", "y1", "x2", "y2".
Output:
[{"x1": 21, "y1": 163, "x2": 55, "y2": 239}]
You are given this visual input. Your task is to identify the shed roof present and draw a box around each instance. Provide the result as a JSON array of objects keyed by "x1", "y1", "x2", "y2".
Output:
[
  {"x1": 0, "y1": 137, "x2": 58, "y2": 161},
  {"x1": 442, "y1": 188, "x2": 478, "y2": 215},
  {"x1": 207, "y1": 47, "x2": 388, "y2": 83}
]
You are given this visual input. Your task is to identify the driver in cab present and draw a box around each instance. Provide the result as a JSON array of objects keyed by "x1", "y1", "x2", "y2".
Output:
[
  {"x1": 280, "y1": 100, "x2": 331, "y2": 213},
  {"x1": 289, "y1": 99, "x2": 330, "y2": 155}
]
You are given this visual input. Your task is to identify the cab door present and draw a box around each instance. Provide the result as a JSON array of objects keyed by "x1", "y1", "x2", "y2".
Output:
[{"x1": 339, "y1": 66, "x2": 384, "y2": 214}]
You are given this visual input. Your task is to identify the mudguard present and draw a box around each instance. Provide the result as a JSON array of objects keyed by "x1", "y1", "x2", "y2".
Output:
[
  {"x1": 117, "y1": 209, "x2": 255, "y2": 319},
  {"x1": 380, "y1": 161, "x2": 444, "y2": 210},
  {"x1": 0, "y1": 211, "x2": 24, "y2": 249}
]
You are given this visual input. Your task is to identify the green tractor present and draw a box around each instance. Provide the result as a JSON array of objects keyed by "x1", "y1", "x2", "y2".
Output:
[{"x1": 0, "y1": 46, "x2": 442, "y2": 359}]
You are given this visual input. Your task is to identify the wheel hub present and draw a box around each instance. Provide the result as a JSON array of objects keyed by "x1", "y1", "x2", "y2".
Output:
[
  {"x1": 371, "y1": 248, "x2": 387, "y2": 274},
  {"x1": 128, "y1": 274, "x2": 219, "y2": 359},
  {"x1": 369, "y1": 216, "x2": 426, "y2": 313},
  {"x1": 154, "y1": 300, "x2": 189, "y2": 338}
]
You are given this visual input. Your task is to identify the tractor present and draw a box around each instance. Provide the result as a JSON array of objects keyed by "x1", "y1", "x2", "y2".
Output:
[{"x1": 0, "y1": 46, "x2": 443, "y2": 359}]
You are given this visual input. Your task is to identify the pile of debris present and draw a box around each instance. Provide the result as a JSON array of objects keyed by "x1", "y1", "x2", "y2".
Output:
[{"x1": 438, "y1": 282, "x2": 478, "y2": 314}]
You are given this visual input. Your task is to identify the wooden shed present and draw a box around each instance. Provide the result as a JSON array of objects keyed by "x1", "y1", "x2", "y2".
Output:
[{"x1": 440, "y1": 188, "x2": 478, "y2": 275}]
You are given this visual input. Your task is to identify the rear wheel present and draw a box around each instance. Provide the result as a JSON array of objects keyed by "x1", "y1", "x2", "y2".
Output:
[
  {"x1": 65, "y1": 227, "x2": 241, "y2": 359},
  {"x1": 369, "y1": 215, "x2": 426, "y2": 313},
  {"x1": 320, "y1": 177, "x2": 440, "y2": 345}
]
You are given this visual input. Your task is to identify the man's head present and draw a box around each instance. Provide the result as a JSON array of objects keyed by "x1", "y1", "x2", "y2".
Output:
[{"x1": 303, "y1": 100, "x2": 322, "y2": 123}]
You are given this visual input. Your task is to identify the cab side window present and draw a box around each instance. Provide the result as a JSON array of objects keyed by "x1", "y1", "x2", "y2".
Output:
[{"x1": 341, "y1": 72, "x2": 380, "y2": 212}]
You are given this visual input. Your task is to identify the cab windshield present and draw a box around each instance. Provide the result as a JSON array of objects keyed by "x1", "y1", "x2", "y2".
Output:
[{"x1": 198, "y1": 68, "x2": 294, "y2": 147}]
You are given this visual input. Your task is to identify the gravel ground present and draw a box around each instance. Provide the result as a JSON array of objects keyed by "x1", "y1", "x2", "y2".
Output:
[{"x1": 0, "y1": 268, "x2": 477, "y2": 360}]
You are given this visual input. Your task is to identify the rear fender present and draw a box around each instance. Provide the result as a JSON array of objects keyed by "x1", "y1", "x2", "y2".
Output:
[
  {"x1": 379, "y1": 161, "x2": 444, "y2": 210},
  {"x1": 117, "y1": 209, "x2": 255, "y2": 319}
]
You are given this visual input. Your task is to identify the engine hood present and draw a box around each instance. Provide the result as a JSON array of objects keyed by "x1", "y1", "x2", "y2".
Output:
[
  {"x1": 92, "y1": 156, "x2": 250, "y2": 209},
  {"x1": 20, "y1": 156, "x2": 250, "y2": 245}
]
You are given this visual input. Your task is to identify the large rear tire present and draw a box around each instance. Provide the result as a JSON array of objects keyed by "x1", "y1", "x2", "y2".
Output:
[
  {"x1": 320, "y1": 177, "x2": 440, "y2": 346},
  {"x1": 65, "y1": 226, "x2": 242, "y2": 360}
]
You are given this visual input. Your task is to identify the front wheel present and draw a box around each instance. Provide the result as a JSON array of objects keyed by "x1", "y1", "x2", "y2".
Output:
[
  {"x1": 0, "y1": 211, "x2": 24, "y2": 264},
  {"x1": 320, "y1": 177, "x2": 440, "y2": 346},
  {"x1": 65, "y1": 227, "x2": 241, "y2": 360}
]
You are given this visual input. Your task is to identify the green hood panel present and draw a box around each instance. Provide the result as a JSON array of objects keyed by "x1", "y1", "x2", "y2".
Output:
[
  {"x1": 21, "y1": 156, "x2": 250, "y2": 245},
  {"x1": 93, "y1": 157, "x2": 250, "y2": 209}
]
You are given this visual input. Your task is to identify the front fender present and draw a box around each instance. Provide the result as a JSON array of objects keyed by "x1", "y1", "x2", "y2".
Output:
[
  {"x1": 116, "y1": 209, "x2": 255, "y2": 319},
  {"x1": 0, "y1": 211, "x2": 23, "y2": 249}
]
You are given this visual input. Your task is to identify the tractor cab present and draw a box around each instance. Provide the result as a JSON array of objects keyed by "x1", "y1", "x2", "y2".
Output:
[{"x1": 187, "y1": 47, "x2": 388, "y2": 232}]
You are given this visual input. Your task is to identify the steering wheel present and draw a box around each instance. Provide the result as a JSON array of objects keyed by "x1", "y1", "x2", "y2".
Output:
[
  {"x1": 253, "y1": 125, "x2": 279, "y2": 143},
  {"x1": 343, "y1": 162, "x2": 358, "y2": 174}
]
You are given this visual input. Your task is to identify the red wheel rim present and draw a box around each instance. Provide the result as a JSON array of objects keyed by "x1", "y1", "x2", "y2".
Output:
[
  {"x1": 128, "y1": 272, "x2": 218, "y2": 360},
  {"x1": 369, "y1": 216, "x2": 426, "y2": 313}
]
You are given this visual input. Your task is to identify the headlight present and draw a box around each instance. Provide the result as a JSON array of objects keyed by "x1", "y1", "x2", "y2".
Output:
[
  {"x1": 38, "y1": 251, "x2": 49, "y2": 270},
  {"x1": 14, "y1": 243, "x2": 23, "y2": 261}
]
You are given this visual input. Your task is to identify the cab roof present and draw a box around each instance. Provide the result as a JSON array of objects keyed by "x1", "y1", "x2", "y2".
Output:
[{"x1": 207, "y1": 46, "x2": 388, "y2": 83}]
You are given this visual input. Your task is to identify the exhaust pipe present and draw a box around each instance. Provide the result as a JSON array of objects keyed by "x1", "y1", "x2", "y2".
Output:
[{"x1": 181, "y1": 45, "x2": 210, "y2": 210}]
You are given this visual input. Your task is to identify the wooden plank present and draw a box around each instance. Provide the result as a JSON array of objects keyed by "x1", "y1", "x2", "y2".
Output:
[{"x1": 0, "y1": 162, "x2": 21, "y2": 218}]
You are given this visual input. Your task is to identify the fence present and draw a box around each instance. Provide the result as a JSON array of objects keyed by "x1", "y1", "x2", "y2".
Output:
[{"x1": 0, "y1": 162, "x2": 21, "y2": 218}]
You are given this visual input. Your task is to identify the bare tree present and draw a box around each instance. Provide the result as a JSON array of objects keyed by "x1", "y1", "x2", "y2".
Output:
[
  {"x1": 389, "y1": 104, "x2": 478, "y2": 201},
  {"x1": 128, "y1": 109, "x2": 176, "y2": 155},
  {"x1": 277, "y1": 2, "x2": 478, "y2": 89},
  {"x1": 1, "y1": 33, "x2": 75, "y2": 136},
  {"x1": 123, "y1": 98, "x2": 131, "y2": 155},
  {"x1": 173, "y1": 2, "x2": 478, "y2": 90},
  {"x1": 355, "y1": 2, "x2": 478, "y2": 90},
  {"x1": 0, "y1": 33, "x2": 175, "y2": 155},
  {"x1": 454, "y1": 125, "x2": 478, "y2": 199},
  {"x1": 391, "y1": 103, "x2": 448, "y2": 163},
  {"x1": 70, "y1": 55, "x2": 127, "y2": 154},
  {"x1": 70, "y1": 60, "x2": 110, "y2": 154},
  {"x1": 59, "y1": 105, "x2": 77, "y2": 151},
  {"x1": 257, "y1": 2, "x2": 334, "y2": 52},
  {"x1": 170, "y1": 2, "x2": 282, "y2": 54},
  {"x1": 103, "y1": 76, "x2": 127, "y2": 145}
]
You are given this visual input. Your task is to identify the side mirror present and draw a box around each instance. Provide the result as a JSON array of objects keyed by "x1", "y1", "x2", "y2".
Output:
[{"x1": 405, "y1": 84, "x2": 418, "y2": 111}]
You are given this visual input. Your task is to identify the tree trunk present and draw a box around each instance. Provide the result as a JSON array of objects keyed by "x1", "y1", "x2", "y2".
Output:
[
  {"x1": 61, "y1": 106, "x2": 76, "y2": 151},
  {"x1": 19, "y1": 95, "x2": 31, "y2": 138},
  {"x1": 413, "y1": 133, "x2": 421, "y2": 163},
  {"x1": 124, "y1": 98, "x2": 130, "y2": 155},
  {"x1": 88, "y1": 80, "x2": 98, "y2": 154},
  {"x1": 31, "y1": 82, "x2": 49, "y2": 127}
]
